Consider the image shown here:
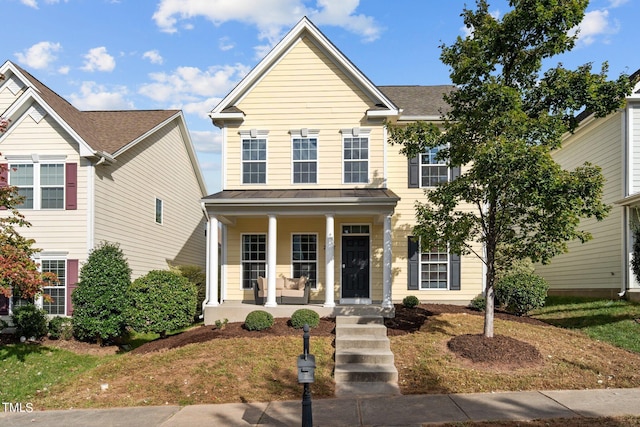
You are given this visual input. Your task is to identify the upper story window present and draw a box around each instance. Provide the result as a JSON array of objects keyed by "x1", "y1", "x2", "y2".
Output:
[
  {"x1": 291, "y1": 129, "x2": 318, "y2": 184},
  {"x1": 240, "y1": 130, "x2": 268, "y2": 184},
  {"x1": 9, "y1": 162, "x2": 65, "y2": 209},
  {"x1": 421, "y1": 146, "x2": 449, "y2": 187},
  {"x1": 342, "y1": 128, "x2": 370, "y2": 184},
  {"x1": 155, "y1": 198, "x2": 163, "y2": 224}
]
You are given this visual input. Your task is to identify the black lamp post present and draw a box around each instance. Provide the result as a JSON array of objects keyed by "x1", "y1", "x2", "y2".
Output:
[{"x1": 297, "y1": 324, "x2": 315, "y2": 427}]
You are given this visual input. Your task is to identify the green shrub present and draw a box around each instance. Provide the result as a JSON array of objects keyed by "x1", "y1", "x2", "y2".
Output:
[
  {"x1": 48, "y1": 316, "x2": 73, "y2": 340},
  {"x1": 402, "y1": 295, "x2": 420, "y2": 308},
  {"x1": 72, "y1": 242, "x2": 132, "y2": 344},
  {"x1": 495, "y1": 273, "x2": 549, "y2": 316},
  {"x1": 244, "y1": 310, "x2": 274, "y2": 331},
  {"x1": 469, "y1": 294, "x2": 486, "y2": 312},
  {"x1": 290, "y1": 309, "x2": 320, "y2": 329},
  {"x1": 125, "y1": 270, "x2": 197, "y2": 338},
  {"x1": 173, "y1": 265, "x2": 206, "y2": 320},
  {"x1": 12, "y1": 304, "x2": 47, "y2": 340}
]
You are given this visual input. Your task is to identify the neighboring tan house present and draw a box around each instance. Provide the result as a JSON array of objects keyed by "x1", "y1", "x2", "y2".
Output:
[
  {"x1": 0, "y1": 60, "x2": 207, "y2": 318},
  {"x1": 201, "y1": 17, "x2": 484, "y2": 323},
  {"x1": 536, "y1": 73, "x2": 640, "y2": 302}
]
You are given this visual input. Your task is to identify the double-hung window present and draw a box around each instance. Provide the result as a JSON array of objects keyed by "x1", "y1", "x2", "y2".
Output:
[
  {"x1": 41, "y1": 259, "x2": 66, "y2": 315},
  {"x1": 292, "y1": 130, "x2": 318, "y2": 184},
  {"x1": 241, "y1": 234, "x2": 266, "y2": 290},
  {"x1": 241, "y1": 131, "x2": 267, "y2": 184},
  {"x1": 343, "y1": 129, "x2": 369, "y2": 184},
  {"x1": 420, "y1": 247, "x2": 449, "y2": 289},
  {"x1": 292, "y1": 234, "x2": 317, "y2": 289},
  {"x1": 8, "y1": 161, "x2": 66, "y2": 209},
  {"x1": 421, "y1": 146, "x2": 449, "y2": 187}
]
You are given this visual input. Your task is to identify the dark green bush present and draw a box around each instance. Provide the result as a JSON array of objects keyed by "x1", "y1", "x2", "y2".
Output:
[
  {"x1": 72, "y1": 242, "x2": 132, "y2": 344},
  {"x1": 12, "y1": 304, "x2": 47, "y2": 340},
  {"x1": 48, "y1": 316, "x2": 73, "y2": 340},
  {"x1": 469, "y1": 294, "x2": 486, "y2": 312},
  {"x1": 495, "y1": 273, "x2": 549, "y2": 316},
  {"x1": 290, "y1": 308, "x2": 320, "y2": 329},
  {"x1": 244, "y1": 310, "x2": 274, "y2": 331},
  {"x1": 174, "y1": 265, "x2": 206, "y2": 320},
  {"x1": 402, "y1": 295, "x2": 420, "y2": 308},
  {"x1": 125, "y1": 270, "x2": 197, "y2": 338}
]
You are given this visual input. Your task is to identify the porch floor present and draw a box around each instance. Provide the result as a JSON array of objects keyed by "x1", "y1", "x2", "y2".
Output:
[{"x1": 203, "y1": 302, "x2": 395, "y2": 324}]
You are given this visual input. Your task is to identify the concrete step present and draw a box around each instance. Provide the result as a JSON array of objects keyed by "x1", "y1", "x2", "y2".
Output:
[
  {"x1": 336, "y1": 315, "x2": 384, "y2": 326},
  {"x1": 335, "y1": 335, "x2": 391, "y2": 351},
  {"x1": 335, "y1": 348, "x2": 395, "y2": 365},
  {"x1": 334, "y1": 363, "x2": 399, "y2": 383},
  {"x1": 335, "y1": 323, "x2": 388, "y2": 338},
  {"x1": 335, "y1": 381, "x2": 400, "y2": 397}
]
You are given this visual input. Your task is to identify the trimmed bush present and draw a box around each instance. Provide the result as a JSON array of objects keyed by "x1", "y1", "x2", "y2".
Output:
[
  {"x1": 125, "y1": 270, "x2": 197, "y2": 338},
  {"x1": 72, "y1": 242, "x2": 132, "y2": 344},
  {"x1": 290, "y1": 308, "x2": 320, "y2": 329},
  {"x1": 495, "y1": 273, "x2": 549, "y2": 316},
  {"x1": 173, "y1": 265, "x2": 206, "y2": 320},
  {"x1": 48, "y1": 316, "x2": 73, "y2": 340},
  {"x1": 245, "y1": 310, "x2": 274, "y2": 331},
  {"x1": 12, "y1": 304, "x2": 47, "y2": 340},
  {"x1": 402, "y1": 295, "x2": 420, "y2": 308},
  {"x1": 469, "y1": 294, "x2": 486, "y2": 312}
]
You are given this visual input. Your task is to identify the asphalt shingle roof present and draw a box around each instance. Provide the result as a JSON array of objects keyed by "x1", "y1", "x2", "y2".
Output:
[{"x1": 378, "y1": 85, "x2": 455, "y2": 117}]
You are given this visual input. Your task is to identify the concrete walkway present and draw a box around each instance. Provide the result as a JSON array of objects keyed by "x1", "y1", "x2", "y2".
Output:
[{"x1": 2, "y1": 388, "x2": 640, "y2": 426}]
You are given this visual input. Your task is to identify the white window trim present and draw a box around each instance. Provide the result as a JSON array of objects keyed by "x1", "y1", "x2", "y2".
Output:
[
  {"x1": 239, "y1": 129, "x2": 269, "y2": 185},
  {"x1": 420, "y1": 146, "x2": 450, "y2": 188},
  {"x1": 40, "y1": 256, "x2": 67, "y2": 316},
  {"x1": 417, "y1": 238, "x2": 450, "y2": 291},
  {"x1": 291, "y1": 232, "x2": 318, "y2": 289},
  {"x1": 341, "y1": 128, "x2": 371, "y2": 185},
  {"x1": 7, "y1": 157, "x2": 66, "y2": 210},
  {"x1": 290, "y1": 129, "x2": 319, "y2": 185},
  {"x1": 240, "y1": 233, "x2": 267, "y2": 290}
]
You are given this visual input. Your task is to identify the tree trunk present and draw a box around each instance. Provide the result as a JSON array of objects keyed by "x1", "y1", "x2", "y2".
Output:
[{"x1": 484, "y1": 284, "x2": 494, "y2": 338}]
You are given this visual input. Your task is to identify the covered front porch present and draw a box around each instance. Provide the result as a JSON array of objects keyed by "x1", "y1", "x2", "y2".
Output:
[{"x1": 200, "y1": 189, "x2": 400, "y2": 324}]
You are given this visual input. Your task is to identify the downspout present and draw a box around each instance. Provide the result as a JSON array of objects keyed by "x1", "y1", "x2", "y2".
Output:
[{"x1": 200, "y1": 202, "x2": 211, "y2": 318}]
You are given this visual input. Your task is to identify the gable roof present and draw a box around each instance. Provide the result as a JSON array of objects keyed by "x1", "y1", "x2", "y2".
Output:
[
  {"x1": 379, "y1": 85, "x2": 455, "y2": 120},
  {"x1": 0, "y1": 60, "x2": 207, "y2": 195},
  {"x1": 209, "y1": 17, "x2": 399, "y2": 124}
]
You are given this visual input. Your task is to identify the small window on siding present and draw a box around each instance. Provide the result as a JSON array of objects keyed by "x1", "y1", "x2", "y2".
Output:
[{"x1": 155, "y1": 198, "x2": 163, "y2": 224}]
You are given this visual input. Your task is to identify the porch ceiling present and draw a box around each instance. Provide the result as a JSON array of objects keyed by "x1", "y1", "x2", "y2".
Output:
[{"x1": 202, "y1": 188, "x2": 400, "y2": 224}]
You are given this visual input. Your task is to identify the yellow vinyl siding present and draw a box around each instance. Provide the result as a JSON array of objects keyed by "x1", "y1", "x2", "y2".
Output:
[
  {"x1": 0, "y1": 110, "x2": 88, "y2": 261},
  {"x1": 536, "y1": 112, "x2": 624, "y2": 292},
  {"x1": 227, "y1": 36, "x2": 384, "y2": 189},
  {"x1": 0, "y1": 83, "x2": 20, "y2": 112},
  {"x1": 93, "y1": 119, "x2": 206, "y2": 279},
  {"x1": 386, "y1": 138, "x2": 485, "y2": 302}
]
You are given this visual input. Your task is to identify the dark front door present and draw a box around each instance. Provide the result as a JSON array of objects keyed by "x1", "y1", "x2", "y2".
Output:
[{"x1": 341, "y1": 235, "x2": 370, "y2": 299}]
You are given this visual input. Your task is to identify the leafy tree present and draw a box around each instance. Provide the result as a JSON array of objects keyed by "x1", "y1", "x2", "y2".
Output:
[
  {"x1": 125, "y1": 270, "x2": 197, "y2": 338},
  {"x1": 387, "y1": 0, "x2": 634, "y2": 337},
  {"x1": 0, "y1": 162, "x2": 55, "y2": 303},
  {"x1": 72, "y1": 242, "x2": 131, "y2": 344}
]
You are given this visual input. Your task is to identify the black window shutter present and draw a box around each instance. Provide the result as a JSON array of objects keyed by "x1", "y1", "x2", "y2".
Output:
[
  {"x1": 450, "y1": 253, "x2": 461, "y2": 290},
  {"x1": 408, "y1": 237, "x2": 419, "y2": 290},
  {"x1": 408, "y1": 156, "x2": 419, "y2": 188},
  {"x1": 450, "y1": 166, "x2": 461, "y2": 181}
]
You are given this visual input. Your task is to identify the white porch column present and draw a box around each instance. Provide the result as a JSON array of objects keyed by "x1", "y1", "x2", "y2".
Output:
[
  {"x1": 265, "y1": 214, "x2": 278, "y2": 307},
  {"x1": 205, "y1": 217, "x2": 219, "y2": 307},
  {"x1": 324, "y1": 214, "x2": 336, "y2": 308},
  {"x1": 382, "y1": 214, "x2": 393, "y2": 308}
]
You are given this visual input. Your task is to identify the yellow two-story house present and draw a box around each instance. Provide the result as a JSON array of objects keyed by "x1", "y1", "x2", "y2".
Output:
[{"x1": 201, "y1": 17, "x2": 484, "y2": 323}]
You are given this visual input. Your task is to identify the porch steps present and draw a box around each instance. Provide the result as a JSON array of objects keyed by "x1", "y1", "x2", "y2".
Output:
[{"x1": 334, "y1": 315, "x2": 400, "y2": 397}]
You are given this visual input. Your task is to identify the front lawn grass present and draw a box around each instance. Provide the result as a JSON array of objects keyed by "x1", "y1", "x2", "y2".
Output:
[{"x1": 531, "y1": 296, "x2": 640, "y2": 353}]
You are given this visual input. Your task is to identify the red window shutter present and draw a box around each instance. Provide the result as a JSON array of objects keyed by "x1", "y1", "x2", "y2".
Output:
[
  {"x1": 65, "y1": 163, "x2": 77, "y2": 210},
  {"x1": 1, "y1": 163, "x2": 8, "y2": 210},
  {"x1": 0, "y1": 294, "x2": 8, "y2": 315},
  {"x1": 66, "y1": 259, "x2": 79, "y2": 315}
]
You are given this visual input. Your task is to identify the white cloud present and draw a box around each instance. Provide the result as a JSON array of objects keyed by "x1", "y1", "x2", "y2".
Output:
[
  {"x1": 573, "y1": 9, "x2": 619, "y2": 46},
  {"x1": 143, "y1": 50, "x2": 164, "y2": 64},
  {"x1": 219, "y1": 37, "x2": 235, "y2": 51},
  {"x1": 609, "y1": 0, "x2": 629, "y2": 7},
  {"x1": 152, "y1": 0, "x2": 381, "y2": 49},
  {"x1": 68, "y1": 81, "x2": 133, "y2": 110},
  {"x1": 58, "y1": 66, "x2": 70, "y2": 75},
  {"x1": 81, "y1": 47, "x2": 116, "y2": 72},
  {"x1": 15, "y1": 41, "x2": 62, "y2": 69},
  {"x1": 190, "y1": 130, "x2": 222, "y2": 153},
  {"x1": 139, "y1": 64, "x2": 250, "y2": 111},
  {"x1": 20, "y1": 0, "x2": 38, "y2": 8}
]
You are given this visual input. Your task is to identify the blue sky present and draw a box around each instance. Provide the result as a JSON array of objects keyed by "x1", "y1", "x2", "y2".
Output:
[{"x1": 2, "y1": 0, "x2": 636, "y2": 193}]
